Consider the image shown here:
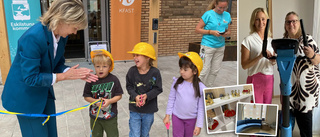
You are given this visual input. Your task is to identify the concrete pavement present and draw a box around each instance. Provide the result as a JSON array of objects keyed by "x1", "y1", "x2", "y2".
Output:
[{"x1": 0, "y1": 56, "x2": 237, "y2": 137}]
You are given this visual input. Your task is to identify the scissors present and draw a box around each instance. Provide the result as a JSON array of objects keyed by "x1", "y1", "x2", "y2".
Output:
[{"x1": 165, "y1": 122, "x2": 170, "y2": 137}]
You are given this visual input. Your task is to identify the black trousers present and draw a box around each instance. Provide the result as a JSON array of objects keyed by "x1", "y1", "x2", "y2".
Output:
[{"x1": 294, "y1": 109, "x2": 313, "y2": 137}]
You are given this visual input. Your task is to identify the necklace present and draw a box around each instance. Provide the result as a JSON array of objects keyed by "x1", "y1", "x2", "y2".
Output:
[{"x1": 213, "y1": 10, "x2": 223, "y2": 26}]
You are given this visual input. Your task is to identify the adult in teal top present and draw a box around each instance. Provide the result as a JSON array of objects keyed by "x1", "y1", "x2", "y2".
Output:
[
  {"x1": 195, "y1": 0, "x2": 232, "y2": 87},
  {"x1": 201, "y1": 8, "x2": 231, "y2": 48}
]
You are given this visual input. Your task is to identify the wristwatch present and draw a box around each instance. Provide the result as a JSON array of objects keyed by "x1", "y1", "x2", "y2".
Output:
[{"x1": 309, "y1": 53, "x2": 316, "y2": 59}]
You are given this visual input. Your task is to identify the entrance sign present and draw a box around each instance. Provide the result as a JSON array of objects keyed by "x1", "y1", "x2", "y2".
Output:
[
  {"x1": 3, "y1": 0, "x2": 41, "y2": 62},
  {"x1": 111, "y1": 0, "x2": 141, "y2": 60},
  {"x1": 120, "y1": 0, "x2": 135, "y2": 6}
]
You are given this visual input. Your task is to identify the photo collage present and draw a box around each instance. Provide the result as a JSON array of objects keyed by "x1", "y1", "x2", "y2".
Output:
[{"x1": 0, "y1": 0, "x2": 320, "y2": 137}]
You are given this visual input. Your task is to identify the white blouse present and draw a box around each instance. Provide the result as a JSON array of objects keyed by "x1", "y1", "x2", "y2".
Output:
[{"x1": 242, "y1": 32, "x2": 274, "y2": 76}]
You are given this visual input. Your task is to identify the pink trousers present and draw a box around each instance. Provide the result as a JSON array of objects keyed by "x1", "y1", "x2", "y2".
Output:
[{"x1": 247, "y1": 72, "x2": 274, "y2": 104}]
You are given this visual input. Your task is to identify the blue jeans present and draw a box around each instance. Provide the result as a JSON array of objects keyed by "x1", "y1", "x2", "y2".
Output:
[{"x1": 129, "y1": 111, "x2": 154, "y2": 137}]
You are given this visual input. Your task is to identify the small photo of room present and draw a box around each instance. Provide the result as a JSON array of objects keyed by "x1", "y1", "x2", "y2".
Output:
[
  {"x1": 204, "y1": 84, "x2": 254, "y2": 135},
  {"x1": 236, "y1": 102, "x2": 278, "y2": 136}
]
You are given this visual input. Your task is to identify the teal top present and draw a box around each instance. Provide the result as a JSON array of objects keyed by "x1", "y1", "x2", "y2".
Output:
[{"x1": 200, "y1": 10, "x2": 231, "y2": 48}]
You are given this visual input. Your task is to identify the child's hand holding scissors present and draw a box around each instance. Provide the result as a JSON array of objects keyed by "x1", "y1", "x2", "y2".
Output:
[
  {"x1": 101, "y1": 98, "x2": 111, "y2": 108},
  {"x1": 140, "y1": 94, "x2": 147, "y2": 106},
  {"x1": 135, "y1": 95, "x2": 145, "y2": 107}
]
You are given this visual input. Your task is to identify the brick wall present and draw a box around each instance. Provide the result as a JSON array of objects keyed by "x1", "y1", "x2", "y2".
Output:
[
  {"x1": 140, "y1": 0, "x2": 149, "y2": 43},
  {"x1": 87, "y1": 1, "x2": 236, "y2": 57},
  {"x1": 158, "y1": 18, "x2": 203, "y2": 56},
  {"x1": 152, "y1": 0, "x2": 237, "y2": 56}
]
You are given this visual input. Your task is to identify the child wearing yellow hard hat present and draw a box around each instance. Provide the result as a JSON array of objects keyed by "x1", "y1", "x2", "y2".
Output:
[
  {"x1": 163, "y1": 51, "x2": 206, "y2": 136},
  {"x1": 126, "y1": 42, "x2": 163, "y2": 137},
  {"x1": 83, "y1": 49, "x2": 123, "y2": 137}
]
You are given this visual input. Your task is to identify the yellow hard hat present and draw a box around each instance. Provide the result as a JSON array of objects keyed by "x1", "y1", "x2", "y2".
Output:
[
  {"x1": 127, "y1": 42, "x2": 156, "y2": 60},
  {"x1": 178, "y1": 52, "x2": 203, "y2": 76},
  {"x1": 90, "y1": 49, "x2": 114, "y2": 72}
]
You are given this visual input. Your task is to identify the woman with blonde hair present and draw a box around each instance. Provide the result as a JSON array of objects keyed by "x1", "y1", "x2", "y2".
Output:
[
  {"x1": 1, "y1": 0, "x2": 98, "y2": 136},
  {"x1": 241, "y1": 7, "x2": 275, "y2": 104},
  {"x1": 195, "y1": 0, "x2": 232, "y2": 87}
]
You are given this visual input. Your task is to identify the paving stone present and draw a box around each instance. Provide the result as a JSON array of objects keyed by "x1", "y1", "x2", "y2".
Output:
[{"x1": 0, "y1": 56, "x2": 238, "y2": 137}]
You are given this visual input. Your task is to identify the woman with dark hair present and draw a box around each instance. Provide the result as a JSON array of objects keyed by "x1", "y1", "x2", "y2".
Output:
[{"x1": 163, "y1": 52, "x2": 206, "y2": 136}]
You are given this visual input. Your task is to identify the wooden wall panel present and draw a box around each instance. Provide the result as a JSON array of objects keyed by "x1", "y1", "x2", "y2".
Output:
[{"x1": 0, "y1": 0, "x2": 11, "y2": 84}]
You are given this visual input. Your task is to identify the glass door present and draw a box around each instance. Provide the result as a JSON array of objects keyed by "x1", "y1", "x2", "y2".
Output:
[
  {"x1": 40, "y1": 0, "x2": 85, "y2": 59},
  {"x1": 40, "y1": 0, "x2": 110, "y2": 59},
  {"x1": 83, "y1": 0, "x2": 110, "y2": 60},
  {"x1": 87, "y1": 0, "x2": 102, "y2": 41}
]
